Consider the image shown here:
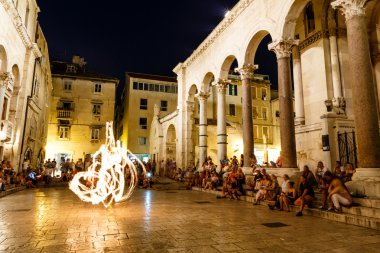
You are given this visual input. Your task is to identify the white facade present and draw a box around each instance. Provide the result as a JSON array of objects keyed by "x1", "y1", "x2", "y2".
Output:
[
  {"x1": 150, "y1": 0, "x2": 380, "y2": 197},
  {"x1": 0, "y1": 0, "x2": 44, "y2": 170}
]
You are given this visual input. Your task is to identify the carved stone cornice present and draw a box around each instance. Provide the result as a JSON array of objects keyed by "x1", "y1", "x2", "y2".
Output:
[
  {"x1": 183, "y1": 0, "x2": 254, "y2": 68},
  {"x1": 235, "y1": 64, "x2": 258, "y2": 80},
  {"x1": 0, "y1": 0, "x2": 42, "y2": 58},
  {"x1": 196, "y1": 91, "x2": 210, "y2": 102},
  {"x1": 299, "y1": 31, "x2": 323, "y2": 51},
  {"x1": 331, "y1": 0, "x2": 367, "y2": 20},
  {"x1": 268, "y1": 39, "x2": 299, "y2": 59},
  {"x1": 213, "y1": 79, "x2": 230, "y2": 94}
]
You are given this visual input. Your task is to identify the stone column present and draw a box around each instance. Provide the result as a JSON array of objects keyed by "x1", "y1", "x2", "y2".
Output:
[
  {"x1": 197, "y1": 91, "x2": 209, "y2": 168},
  {"x1": 235, "y1": 64, "x2": 257, "y2": 172},
  {"x1": 292, "y1": 46, "x2": 305, "y2": 125},
  {"x1": 214, "y1": 79, "x2": 229, "y2": 164},
  {"x1": 269, "y1": 39, "x2": 298, "y2": 169},
  {"x1": 332, "y1": 0, "x2": 380, "y2": 169}
]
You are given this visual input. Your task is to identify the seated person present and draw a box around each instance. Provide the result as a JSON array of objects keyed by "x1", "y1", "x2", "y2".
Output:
[
  {"x1": 343, "y1": 163, "x2": 355, "y2": 182},
  {"x1": 324, "y1": 171, "x2": 352, "y2": 213},
  {"x1": 319, "y1": 175, "x2": 330, "y2": 210},
  {"x1": 228, "y1": 174, "x2": 239, "y2": 200},
  {"x1": 295, "y1": 175, "x2": 315, "y2": 216},
  {"x1": 333, "y1": 161, "x2": 344, "y2": 179},
  {"x1": 279, "y1": 181, "x2": 296, "y2": 212},
  {"x1": 210, "y1": 172, "x2": 219, "y2": 190},
  {"x1": 254, "y1": 175, "x2": 271, "y2": 205},
  {"x1": 314, "y1": 161, "x2": 327, "y2": 185}
]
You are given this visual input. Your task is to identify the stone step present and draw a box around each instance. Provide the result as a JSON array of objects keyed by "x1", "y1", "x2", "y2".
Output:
[
  {"x1": 304, "y1": 208, "x2": 380, "y2": 230},
  {"x1": 0, "y1": 186, "x2": 26, "y2": 198}
]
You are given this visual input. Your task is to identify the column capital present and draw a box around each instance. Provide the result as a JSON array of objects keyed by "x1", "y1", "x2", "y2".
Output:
[
  {"x1": 212, "y1": 79, "x2": 230, "y2": 94},
  {"x1": 234, "y1": 64, "x2": 258, "y2": 80},
  {"x1": 269, "y1": 39, "x2": 299, "y2": 59},
  {"x1": 196, "y1": 91, "x2": 210, "y2": 101},
  {"x1": 0, "y1": 72, "x2": 13, "y2": 88},
  {"x1": 331, "y1": 0, "x2": 366, "y2": 20}
]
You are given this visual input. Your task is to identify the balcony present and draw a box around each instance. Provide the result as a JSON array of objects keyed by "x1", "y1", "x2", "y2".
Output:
[
  {"x1": 0, "y1": 120, "x2": 13, "y2": 142},
  {"x1": 57, "y1": 110, "x2": 72, "y2": 119}
]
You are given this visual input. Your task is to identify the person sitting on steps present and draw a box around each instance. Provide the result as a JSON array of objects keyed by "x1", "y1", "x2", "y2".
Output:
[
  {"x1": 324, "y1": 171, "x2": 353, "y2": 213},
  {"x1": 295, "y1": 175, "x2": 315, "y2": 216}
]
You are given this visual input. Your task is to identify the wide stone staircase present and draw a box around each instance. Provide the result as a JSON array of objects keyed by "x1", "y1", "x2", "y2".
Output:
[{"x1": 192, "y1": 186, "x2": 380, "y2": 230}]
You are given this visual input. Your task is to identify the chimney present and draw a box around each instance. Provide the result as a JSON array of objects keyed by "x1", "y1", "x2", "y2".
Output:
[{"x1": 72, "y1": 55, "x2": 87, "y2": 69}]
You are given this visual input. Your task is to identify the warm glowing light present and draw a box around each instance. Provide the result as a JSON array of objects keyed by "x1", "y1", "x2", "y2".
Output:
[{"x1": 69, "y1": 122, "x2": 145, "y2": 208}]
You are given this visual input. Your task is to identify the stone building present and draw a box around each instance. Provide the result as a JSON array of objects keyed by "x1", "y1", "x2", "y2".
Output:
[
  {"x1": 149, "y1": 73, "x2": 288, "y2": 167},
  {"x1": 116, "y1": 72, "x2": 177, "y2": 162},
  {"x1": 0, "y1": 0, "x2": 50, "y2": 170},
  {"x1": 21, "y1": 24, "x2": 53, "y2": 168},
  {"x1": 148, "y1": 0, "x2": 380, "y2": 197},
  {"x1": 46, "y1": 56, "x2": 118, "y2": 163}
]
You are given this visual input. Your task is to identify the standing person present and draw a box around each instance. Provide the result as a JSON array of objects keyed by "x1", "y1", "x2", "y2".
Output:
[
  {"x1": 324, "y1": 171, "x2": 353, "y2": 213},
  {"x1": 294, "y1": 175, "x2": 315, "y2": 216},
  {"x1": 152, "y1": 160, "x2": 156, "y2": 177},
  {"x1": 240, "y1": 154, "x2": 244, "y2": 168}
]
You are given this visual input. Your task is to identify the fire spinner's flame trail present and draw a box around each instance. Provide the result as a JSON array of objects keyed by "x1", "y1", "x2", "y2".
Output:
[{"x1": 69, "y1": 122, "x2": 145, "y2": 208}]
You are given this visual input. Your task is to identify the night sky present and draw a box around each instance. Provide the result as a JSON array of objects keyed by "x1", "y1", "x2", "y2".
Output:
[{"x1": 37, "y1": 0, "x2": 278, "y2": 96}]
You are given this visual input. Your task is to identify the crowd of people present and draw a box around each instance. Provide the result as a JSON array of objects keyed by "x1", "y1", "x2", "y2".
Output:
[{"x1": 161, "y1": 154, "x2": 357, "y2": 217}]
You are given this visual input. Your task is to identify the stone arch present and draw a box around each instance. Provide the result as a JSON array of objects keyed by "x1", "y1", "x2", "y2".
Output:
[
  {"x1": 187, "y1": 84, "x2": 198, "y2": 102},
  {"x1": 201, "y1": 72, "x2": 215, "y2": 92},
  {"x1": 281, "y1": 0, "x2": 312, "y2": 39},
  {"x1": 218, "y1": 55, "x2": 239, "y2": 80},
  {"x1": 0, "y1": 45, "x2": 8, "y2": 72},
  {"x1": 165, "y1": 124, "x2": 177, "y2": 161},
  {"x1": 243, "y1": 30, "x2": 273, "y2": 65}
]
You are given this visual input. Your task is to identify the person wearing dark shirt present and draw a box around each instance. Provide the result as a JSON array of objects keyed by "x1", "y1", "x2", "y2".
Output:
[{"x1": 294, "y1": 175, "x2": 315, "y2": 216}]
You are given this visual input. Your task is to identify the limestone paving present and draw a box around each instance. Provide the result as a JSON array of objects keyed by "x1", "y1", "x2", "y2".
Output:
[{"x1": 0, "y1": 188, "x2": 379, "y2": 253}]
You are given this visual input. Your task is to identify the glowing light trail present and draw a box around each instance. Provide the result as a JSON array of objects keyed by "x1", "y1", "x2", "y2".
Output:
[{"x1": 69, "y1": 122, "x2": 145, "y2": 208}]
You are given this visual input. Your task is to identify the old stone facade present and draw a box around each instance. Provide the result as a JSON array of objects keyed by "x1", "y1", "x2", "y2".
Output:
[
  {"x1": 46, "y1": 56, "x2": 118, "y2": 163},
  {"x1": 149, "y1": 0, "x2": 380, "y2": 197},
  {"x1": 0, "y1": 0, "x2": 51, "y2": 170},
  {"x1": 116, "y1": 73, "x2": 178, "y2": 162}
]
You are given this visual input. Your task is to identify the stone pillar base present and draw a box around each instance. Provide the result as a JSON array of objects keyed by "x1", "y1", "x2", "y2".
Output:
[
  {"x1": 266, "y1": 168, "x2": 301, "y2": 185},
  {"x1": 242, "y1": 167, "x2": 253, "y2": 175},
  {"x1": 346, "y1": 168, "x2": 380, "y2": 198}
]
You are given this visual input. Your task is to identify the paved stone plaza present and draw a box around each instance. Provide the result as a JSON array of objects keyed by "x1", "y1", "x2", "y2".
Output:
[{"x1": 0, "y1": 188, "x2": 380, "y2": 253}]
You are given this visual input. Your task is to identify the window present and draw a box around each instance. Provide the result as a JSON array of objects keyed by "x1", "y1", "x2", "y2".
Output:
[
  {"x1": 59, "y1": 126, "x2": 69, "y2": 140},
  {"x1": 252, "y1": 87, "x2": 257, "y2": 99},
  {"x1": 262, "y1": 88, "x2": 267, "y2": 100},
  {"x1": 140, "y1": 99, "x2": 148, "y2": 110},
  {"x1": 91, "y1": 128, "x2": 100, "y2": 141},
  {"x1": 32, "y1": 78, "x2": 39, "y2": 97},
  {"x1": 160, "y1": 100, "x2": 168, "y2": 111},
  {"x1": 133, "y1": 82, "x2": 138, "y2": 90},
  {"x1": 305, "y1": 2, "x2": 316, "y2": 35},
  {"x1": 138, "y1": 137, "x2": 147, "y2": 145},
  {"x1": 63, "y1": 81, "x2": 72, "y2": 91},
  {"x1": 139, "y1": 118, "x2": 147, "y2": 129},
  {"x1": 24, "y1": 2, "x2": 29, "y2": 28},
  {"x1": 66, "y1": 65, "x2": 77, "y2": 73},
  {"x1": 229, "y1": 104, "x2": 236, "y2": 116},
  {"x1": 94, "y1": 83, "x2": 102, "y2": 93},
  {"x1": 92, "y1": 104, "x2": 102, "y2": 115},
  {"x1": 149, "y1": 84, "x2": 154, "y2": 91},
  {"x1": 154, "y1": 84, "x2": 160, "y2": 92},
  {"x1": 144, "y1": 83, "x2": 149, "y2": 91},
  {"x1": 138, "y1": 82, "x2": 144, "y2": 90},
  {"x1": 262, "y1": 107, "x2": 268, "y2": 119},
  {"x1": 159, "y1": 85, "x2": 165, "y2": 92},
  {"x1": 263, "y1": 126, "x2": 269, "y2": 140},
  {"x1": 229, "y1": 84, "x2": 238, "y2": 96},
  {"x1": 254, "y1": 125, "x2": 259, "y2": 139},
  {"x1": 253, "y1": 106, "x2": 258, "y2": 119}
]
